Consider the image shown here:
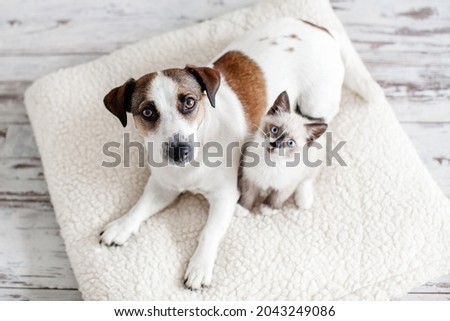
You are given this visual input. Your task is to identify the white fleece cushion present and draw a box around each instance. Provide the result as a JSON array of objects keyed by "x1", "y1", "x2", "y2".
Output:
[{"x1": 24, "y1": 0, "x2": 450, "y2": 300}]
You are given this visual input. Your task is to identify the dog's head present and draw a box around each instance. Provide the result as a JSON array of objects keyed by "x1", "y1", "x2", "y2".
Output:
[{"x1": 104, "y1": 66, "x2": 220, "y2": 166}]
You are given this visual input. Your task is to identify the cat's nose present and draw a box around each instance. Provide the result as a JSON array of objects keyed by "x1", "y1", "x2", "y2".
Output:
[{"x1": 270, "y1": 138, "x2": 284, "y2": 149}]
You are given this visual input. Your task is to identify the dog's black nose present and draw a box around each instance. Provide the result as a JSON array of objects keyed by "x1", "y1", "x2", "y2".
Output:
[{"x1": 168, "y1": 141, "x2": 191, "y2": 164}]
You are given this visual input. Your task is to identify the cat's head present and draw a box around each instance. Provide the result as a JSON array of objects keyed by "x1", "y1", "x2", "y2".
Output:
[{"x1": 255, "y1": 91, "x2": 328, "y2": 160}]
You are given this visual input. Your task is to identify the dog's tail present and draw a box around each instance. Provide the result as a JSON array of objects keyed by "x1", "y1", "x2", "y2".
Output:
[{"x1": 330, "y1": 28, "x2": 386, "y2": 104}]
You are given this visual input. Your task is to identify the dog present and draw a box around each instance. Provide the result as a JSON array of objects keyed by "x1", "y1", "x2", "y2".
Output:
[{"x1": 101, "y1": 17, "x2": 350, "y2": 290}]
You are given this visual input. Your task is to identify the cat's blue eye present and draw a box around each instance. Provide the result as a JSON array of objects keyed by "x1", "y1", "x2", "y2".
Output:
[
  {"x1": 287, "y1": 139, "x2": 296, "y2": 147},
  {"x1": 271, "y1": 126, "x2": 279, "y2": 134}
]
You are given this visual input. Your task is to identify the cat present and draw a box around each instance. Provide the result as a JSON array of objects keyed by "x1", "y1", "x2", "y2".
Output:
[{"x1": 238, "y1": 91, "x2": 328, "y2": 211}]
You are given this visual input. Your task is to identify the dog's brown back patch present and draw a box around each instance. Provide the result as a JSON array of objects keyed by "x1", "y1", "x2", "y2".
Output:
[{"x1": 213, "y1": 51, "x2": 267, "y2": 131}]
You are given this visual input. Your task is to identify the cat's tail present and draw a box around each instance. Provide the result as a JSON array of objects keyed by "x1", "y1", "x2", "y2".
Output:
[{"x1": 330, "y1": 29, "x2": 386, "y2": 104}]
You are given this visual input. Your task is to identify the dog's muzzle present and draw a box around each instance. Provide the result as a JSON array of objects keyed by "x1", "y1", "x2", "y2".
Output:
[
  {"x1": 169, "y1": 141, "x2": 191, "y2": 164},
  {"x1": 163, "y1": 133, "x2": 194, "y2": 166}
]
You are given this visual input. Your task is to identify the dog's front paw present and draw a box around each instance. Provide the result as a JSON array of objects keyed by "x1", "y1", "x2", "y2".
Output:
[
  {"x1": 183, "y1": 251, "x2": 214, "y2": 290},
  {"x1": 99, "y1": 216, "x2": 137, "y2": 247}
]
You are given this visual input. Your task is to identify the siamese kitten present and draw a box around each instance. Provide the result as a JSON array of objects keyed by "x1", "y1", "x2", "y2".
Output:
[{"x1": 239, "y1": 91, "x2": 328, "y2": 211}]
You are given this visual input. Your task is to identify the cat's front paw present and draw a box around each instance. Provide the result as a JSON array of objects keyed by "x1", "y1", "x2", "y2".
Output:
[
  {"x1": 263, "y1": 192, "x2": 284, "y2": 209},
  {"x1": 260, "y1": 204, "x2": 282, "y2": 216},
  {"x1": 295, "y1": 187, "x2": 314, "y2": 209},
  {"x1": 234, "y1": 204, "x2": 250, "y2": 217},
  {"x1": 295, "y1": 195, "x2": 313, "y2": 209}
]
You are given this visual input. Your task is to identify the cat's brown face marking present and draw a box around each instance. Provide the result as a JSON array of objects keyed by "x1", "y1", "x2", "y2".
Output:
[{"x1": 261, "y1": 116, "x2": 304, "y2": 158}]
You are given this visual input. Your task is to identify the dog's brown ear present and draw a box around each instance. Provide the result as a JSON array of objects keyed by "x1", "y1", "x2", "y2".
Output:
[
  {"x1": 305, "y1": 123, "x2": 328, "y2": 143},
  {"x1": 268, "y1": 91, "x2": 290, "y2": 115},
  {"x1": 185, "y1": 65, "x2": 220, "y2": 107},
  {"x1": 103, "y1": 78, "x2": 136, "y2": 127}
]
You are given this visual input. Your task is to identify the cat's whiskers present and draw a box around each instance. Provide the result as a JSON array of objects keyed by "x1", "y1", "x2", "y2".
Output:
[
  {"x1": 278, "y1": 127, "x2": 288, "y2": 139},
  {"x1": 251, "y1": 123, "x2": 269, "y2": 140}
]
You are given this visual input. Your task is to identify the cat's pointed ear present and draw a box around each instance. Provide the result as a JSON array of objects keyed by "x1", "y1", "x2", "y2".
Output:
[
  {"x1": 305, "y1": 123, "x2": 328, "y2": 142},
  {"x1": 268, "y1": 91, "x2": 290, "y2": 115}
]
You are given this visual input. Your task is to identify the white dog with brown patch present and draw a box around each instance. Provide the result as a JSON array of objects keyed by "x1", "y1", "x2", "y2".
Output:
[{"x1": 101, "y1": 18, "x2": 354, "y2": 290}]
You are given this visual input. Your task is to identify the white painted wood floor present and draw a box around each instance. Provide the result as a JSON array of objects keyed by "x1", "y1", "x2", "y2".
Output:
[{"x1": 0, "y1": 0, "x2": 449, "y2": 301}]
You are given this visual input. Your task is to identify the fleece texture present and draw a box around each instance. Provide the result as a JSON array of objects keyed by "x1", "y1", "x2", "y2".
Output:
[{"x1": 24, "y1": 0, "x2": 450, "y2": 300}]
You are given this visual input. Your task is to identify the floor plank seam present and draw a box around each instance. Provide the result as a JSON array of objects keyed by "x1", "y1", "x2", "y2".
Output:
[
  {"x1": 0, "y1": 286, "x2": 79, "y2": 291},
  {"x1": 408, "y1": 292, "x2": 450, "y2": 295}
]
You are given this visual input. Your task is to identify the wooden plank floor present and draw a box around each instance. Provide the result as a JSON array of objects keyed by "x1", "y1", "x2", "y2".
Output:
[{"x1": 0, "y1": 0, "x2": 449, "y2": 301}]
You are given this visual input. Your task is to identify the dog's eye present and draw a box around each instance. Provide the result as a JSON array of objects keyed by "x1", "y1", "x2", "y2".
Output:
[
  {"x1": 287, "y1": 139, "x2": 296, "y2": 147},
  {"x1": 184, "y1": 97, "x2": 197, "y2": 110},
  {"x1": 142, "y1": 108, "x2": 153, "y2": 118},
  {"x1": 139, "y1": 101, "x2": 159, "y2": 122},
  {"x1": 271, "y1": 126, "x2": 279, "y2": 134}
]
